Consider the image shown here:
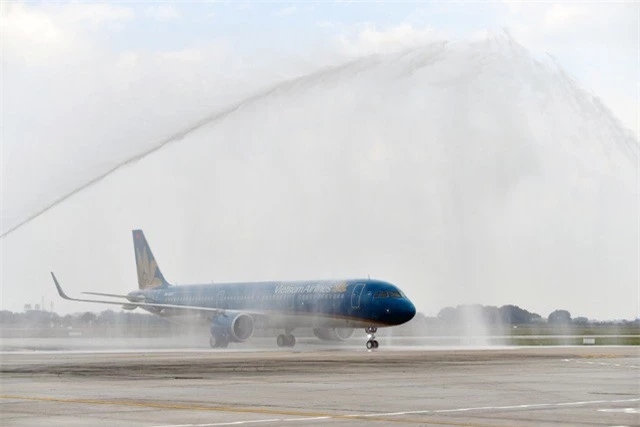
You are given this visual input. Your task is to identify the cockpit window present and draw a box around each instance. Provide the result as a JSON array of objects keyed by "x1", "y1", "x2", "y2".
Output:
[
  {"x1": 388, "y1": 291, "x2": 402, "y2": 298},
  {"x1": 373, "y1": 291, "x2": 389, "y2": 298}
]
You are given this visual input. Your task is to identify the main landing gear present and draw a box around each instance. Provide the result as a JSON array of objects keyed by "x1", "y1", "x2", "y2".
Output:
[
  {"x1": 365, "y1": 327, "x2": 379, "y2": 350},
  {"x1": 210, "y1": 335, "x2": 229, "y2": 349},
  {"x1": 277, "y1": 333, "x2": 296, "y2": 347}
]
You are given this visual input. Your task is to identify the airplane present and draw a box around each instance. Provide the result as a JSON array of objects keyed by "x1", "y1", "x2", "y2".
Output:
[{"x1": 51, "y1": 229, "x2": 416, "y2": 349}]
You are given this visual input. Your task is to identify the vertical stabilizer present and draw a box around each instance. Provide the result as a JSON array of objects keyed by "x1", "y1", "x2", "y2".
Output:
[{"x1": 132, "y1": 229, "x2": 170, "y2": 289}]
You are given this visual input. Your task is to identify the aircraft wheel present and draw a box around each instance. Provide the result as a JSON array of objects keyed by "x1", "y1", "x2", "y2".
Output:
[
  {"x1": 366, "y1": 340, "x2": 374, "y2": 350},
  {"x1": 373, "y1": 340, "x2": 379, "y2": 349},
  {"x1": 286, "y1": 334, "x2": 296, "y2": 347},
  {"x1": 211, "y1": 335, "x2": 229, "y2": 348},
  {"x1": 277, "y1": 334, "x2": 286, "y2": 347}
]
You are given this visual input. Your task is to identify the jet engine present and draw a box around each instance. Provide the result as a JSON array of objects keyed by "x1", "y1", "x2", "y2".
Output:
[
  {"x1": 313, "y1": 327, "x2": 355, "y2": 341},
  {"x1": 211, "y1": 313, "x2": 254, "y2": 342}
]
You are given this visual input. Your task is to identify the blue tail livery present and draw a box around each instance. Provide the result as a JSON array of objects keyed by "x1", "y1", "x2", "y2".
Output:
[{"x1": 51, "y1": 229, "x2": 416, "y2": 350}]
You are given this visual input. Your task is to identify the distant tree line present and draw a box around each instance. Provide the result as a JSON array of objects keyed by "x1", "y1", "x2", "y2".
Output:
[
  {"x1": 0, "y1": 309, "x2": 171, "y2": 328},
  {"x1": 1, "y1": 306, "x2": 638, "y2": 328},
  {"x1": 433, "y1": 305, "x2": 638, "y2": 326},
  {"x1": 437, "y1": 304, "x2": 543, "y2": 325}
]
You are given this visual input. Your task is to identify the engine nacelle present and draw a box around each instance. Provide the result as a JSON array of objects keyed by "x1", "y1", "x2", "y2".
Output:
[
  {"x1": 313, "y1": 327, "x2": 355, "y2": 341},
  {"x1": 211, "y1": 313, "x2": 254, "y2": 343}
]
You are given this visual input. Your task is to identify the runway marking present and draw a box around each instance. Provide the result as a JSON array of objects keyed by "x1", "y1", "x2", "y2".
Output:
[
  {"x1": 4, "y1": 394, "x2": 638, "y2": 426},
  {"x1": 0, "y1": 394, "x2": 503, "y2": 426},
  {"x1": 577, "y1": 354, "x2": 621, "y2": 359},
  {"x1": 150, "y1": 419, "x2": 331, "y2": 426},
  {"x1": 562, "y1": 359, "x2": 639, "y2": 369},
  {"x1": 0, "y1": 395, "x2": 333, "y2": 418},
  {"x1": 151, "y1": 420, "x2": 508, "y2": 427},
  {"x1": 353, "y1": 398, "x2": 640, "y2": 417},
  {"x1": 172, "y1": 419, "x2": 284, "y2": 426},
  {"x1": 598, "y1": 408, "x2": 640, "y2": 414},
  {"x1": 151, "y1": 399, "x2": 640, "y2": 427}
]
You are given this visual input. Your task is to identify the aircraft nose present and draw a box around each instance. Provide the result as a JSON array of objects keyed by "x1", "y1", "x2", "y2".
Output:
[
  {"x1": 385, "y1": 299, "x2": 416, "y2": 325},
  {"x1": 401, "y1": 299, "x2": 417, "y2": 324}
]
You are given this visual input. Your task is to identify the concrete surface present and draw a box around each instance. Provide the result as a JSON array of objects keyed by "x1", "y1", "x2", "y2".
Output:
[{"x1": 1, "y1": 343, "x2": 638, "y2": 426}]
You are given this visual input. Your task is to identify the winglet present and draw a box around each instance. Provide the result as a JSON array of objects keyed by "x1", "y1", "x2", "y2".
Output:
[{"x1": 51, "y1": 272, "x2": 71, "y2": 300}]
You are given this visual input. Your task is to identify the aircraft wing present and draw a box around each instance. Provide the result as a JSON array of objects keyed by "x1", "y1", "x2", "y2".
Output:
[
  {"x1": 51, "y1": 272, "x2": 268, "y2": 318},
  {"x1": 82, "y1": 292, "x2": 143, "y2": 299}
]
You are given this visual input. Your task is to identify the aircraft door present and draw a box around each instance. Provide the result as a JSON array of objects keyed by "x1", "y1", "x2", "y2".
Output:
[{"x1": 351, "y1": 284, "x2": 365, "y2": 309}]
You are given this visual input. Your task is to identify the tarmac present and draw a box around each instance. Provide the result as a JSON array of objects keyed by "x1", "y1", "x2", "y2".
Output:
[{"x1": 1, "y1": 340, "x2": 638, "y2": 426}]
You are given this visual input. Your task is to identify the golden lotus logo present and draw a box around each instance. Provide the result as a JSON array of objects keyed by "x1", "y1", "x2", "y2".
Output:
[
  {"x1": 332, "y1": 283, "x2": 348, "y2": 293},
  {"x1": 136, "y1": 246, "x2": 163, "y2": 289}
]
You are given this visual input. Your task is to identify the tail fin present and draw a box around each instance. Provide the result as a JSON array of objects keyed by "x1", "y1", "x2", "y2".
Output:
[{"x1": 132, "y1": 229, "x2": 170, "y2": 289}]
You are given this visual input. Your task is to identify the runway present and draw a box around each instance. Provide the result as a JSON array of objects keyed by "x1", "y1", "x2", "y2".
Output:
[{"x1": 1, "y1": 344, "x2": 638, "y2": 426}]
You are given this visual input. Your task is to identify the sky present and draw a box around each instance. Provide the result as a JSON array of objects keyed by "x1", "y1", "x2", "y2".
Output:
[
  {"x1": 2, "y1": 1, "x2": 638, "y2": 233},
  {"x1": 1, "y1": 1, "x2": 638, "y2": 319}
]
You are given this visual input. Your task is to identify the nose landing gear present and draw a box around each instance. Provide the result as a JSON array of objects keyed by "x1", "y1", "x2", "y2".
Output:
[
  {"x1": 365, "y1": 327, "x2": 379, "y2": 350},
  {"x1": 276, "y1": 333, "x2": 296, "y2": 347}
]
